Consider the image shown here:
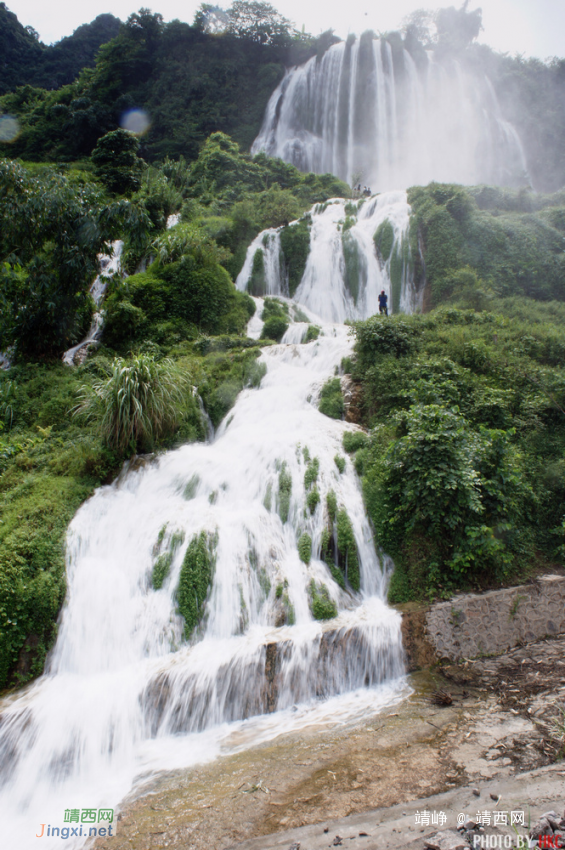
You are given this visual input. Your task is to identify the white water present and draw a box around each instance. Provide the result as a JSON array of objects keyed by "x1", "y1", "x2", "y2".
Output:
[
  {"x1": 62, "y1": 241, "x2": 123, "y2": 367},
  {"x1": 0, "y1": 310, "x2": 408, "y2": 849},
  {"x1": 253, "y1": 36, "x2": 529, "y2": 191},
  {"x1": 237, "y1": 191, "x2": 420, "y2": 321}
]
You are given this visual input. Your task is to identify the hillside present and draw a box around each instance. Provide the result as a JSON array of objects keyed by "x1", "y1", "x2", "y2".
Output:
[{"x1": 0, "y1": 3, "x2": 120, "y2": 94}]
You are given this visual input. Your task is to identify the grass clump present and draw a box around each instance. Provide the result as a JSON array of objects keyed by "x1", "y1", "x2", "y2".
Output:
[
  {"x1": 260, "y1": 299, "x2": 289, "y2": 342},
  {"x1": 177, "y1": 530, "x2": 217, "y2": 639},
  {"x1": 343, "y1": 430, "x2": 369, "y2": 454},
  {"x1": 75, "y1": 353, "x2": 191, "y2": 454},
  {"x1": 334, "y1": 455, "x2": 346, "y2": 474},
  {"x1": 304, "y1": 456, "x2": 319, "y2": 490},
  {"x1": 336, "y1": 509, "x2": 360, "y2": 591},
  {"x1": 278, "y1": 462, "x2": 292, "y2": 523},
  {"x1": 303, "y1": 325, "x2": 321, "y2": 343},
  {"x1": 308, "y1": 580, "x2": 338, "y2": 620},
  {"x1": 318, "y1": 377, "x2": 344, "y2": 419},
  {"x1": 306, "y1": 488, "x2": 320, "y2": 514},
  {"x1": 298, "y1": 533, "x2": 312, "y2": 564}
]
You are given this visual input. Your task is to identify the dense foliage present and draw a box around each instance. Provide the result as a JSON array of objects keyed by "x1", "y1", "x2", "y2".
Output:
[
  {"x1": 408, "y1": 183, "x2": 565, "y2": 307},
  {"x1": 350, "y1": 307, "x2": 565, "y2": 601},
  {"x1": 0, "y1": 6, "x2": 334, "y2": 165},
  {"x1": 0, "y1": 4, "x2": 120, "y2": 95}
]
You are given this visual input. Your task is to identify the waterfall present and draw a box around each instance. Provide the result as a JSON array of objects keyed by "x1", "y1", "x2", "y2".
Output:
[
  {"x1": 236, "y1": 190, "x2": 420, "y2": 321},
  {"x1": 62, "y1": 241, "x2": 123, "y2": 367},
  {"x1": 252, "y1": 36, "x2": 529, "y2": 191},
  {"x1": 0, "y1": 308, "x2": 408, "y2": 849}
]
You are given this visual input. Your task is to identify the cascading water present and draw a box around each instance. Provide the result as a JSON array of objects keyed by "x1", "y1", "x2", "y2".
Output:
[
  {"x1": 0, "y1": 304, "x2": 408, "y2": 848},
  {"x1": 62, "y1": 241, "x2": 123, "y2": 367},
  {"x1": 252, "y1": 35, "x2": 529, "y2": 191},
  {"x1": 237, "y1": 191, "x2": 420, "y2": 321}
]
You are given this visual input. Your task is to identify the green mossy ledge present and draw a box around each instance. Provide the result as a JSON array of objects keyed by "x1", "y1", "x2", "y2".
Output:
[
  {"x1": 308, "y1": 579, "x2": 338, "y2": 620},
  {"x1": 176, "y1": 531, "x2": 217, "y2": 639},
  {"x1": 320, "y1": 496, "x2": 361, "y2": 593}
]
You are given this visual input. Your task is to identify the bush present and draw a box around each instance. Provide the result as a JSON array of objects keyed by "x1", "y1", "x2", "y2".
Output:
[
  {"x1": 177, "y1": 531, "x2": 217, "y2": 639},
  {"x1": 308, "y1": 580, "x2": 337, "y2": 620},
  {"x1": 343, "y1": 431, "x2": 369, "y2": 454},
  {"x1": 75, "y1": 353, "x2": 191, "y2": 454},
  {"x1": 318, "y1": 377, "x2": 344, "y2": 419},
  {"x1": 298, "y1": 532, "x2": 312, "y2": 564},
  {"x1": 260, "y1": 315, "x2": 288, "y2": 341}
]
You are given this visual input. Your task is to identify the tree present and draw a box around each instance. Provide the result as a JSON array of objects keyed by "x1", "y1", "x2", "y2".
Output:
[
  {"x1": 0, "y1": 158, "x2": 150, "y2": 357},
  {"x1": 193, "y1": 4, "x2": 229, "y2": 34},
  {"x1": 92, "y1": 128, "x2": 145, "y2": 194},
  {"x1": 226, "y1": 1, "x2": 293, "y2": 45}
]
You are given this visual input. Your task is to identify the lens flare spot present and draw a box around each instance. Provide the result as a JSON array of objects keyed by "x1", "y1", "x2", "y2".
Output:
[
  {"x1": 120, "y1": 109, "x2": 151, "y2": 136},
  {"x1": 0, "y1": 114, "x2": 21, "y2": 143}
]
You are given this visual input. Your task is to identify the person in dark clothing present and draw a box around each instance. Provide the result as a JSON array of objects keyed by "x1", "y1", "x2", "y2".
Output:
[{"x1": 378, "y1": 289, "x2": 388, "y2": 316}]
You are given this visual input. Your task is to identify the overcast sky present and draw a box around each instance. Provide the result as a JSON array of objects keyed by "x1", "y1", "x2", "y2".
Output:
[{"x1": 6, "y1": 0, "x2": 565, "y2": 59}]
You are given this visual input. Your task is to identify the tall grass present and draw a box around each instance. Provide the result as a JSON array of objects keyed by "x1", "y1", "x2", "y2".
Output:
[{"x1": 76, "y1": 354, "x2": 191, "y2": 453}]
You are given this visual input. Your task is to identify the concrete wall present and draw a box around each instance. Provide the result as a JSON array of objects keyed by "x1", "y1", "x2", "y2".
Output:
[{"x1": 424, "y1": 575, "x2": 565, "y2": 661}]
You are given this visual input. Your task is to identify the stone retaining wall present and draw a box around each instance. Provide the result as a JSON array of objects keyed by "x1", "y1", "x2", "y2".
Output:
[{"x1": 425, "y1": 574, "x2": 565, "y2": 661}]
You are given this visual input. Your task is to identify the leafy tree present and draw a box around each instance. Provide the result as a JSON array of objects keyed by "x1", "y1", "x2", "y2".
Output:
[
  {"x1": 0, "y1": 158, "x2": 150, "y2": 357},
  {"x1": 226, "y1": 1, "x2": 293, "y2": 45},
  {"x1": 92, "y1": 128, "x2": 145, "y2": 194},
  {"x1": 193, "y1": 4, "x2": 230, "y2": 34}
]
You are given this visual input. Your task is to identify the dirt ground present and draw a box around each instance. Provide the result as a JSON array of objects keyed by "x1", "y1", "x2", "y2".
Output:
[{"x1": 94, "y1": 636, "x2": 565, "y2": 850}]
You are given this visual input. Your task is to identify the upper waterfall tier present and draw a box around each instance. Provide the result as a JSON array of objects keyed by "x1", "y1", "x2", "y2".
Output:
[
  {"x1": 236, "y1": 191, "x2": 420, "y2": 322},
  {"x1": 252, "y1": 35, "x2": 528, "y2": 192}
]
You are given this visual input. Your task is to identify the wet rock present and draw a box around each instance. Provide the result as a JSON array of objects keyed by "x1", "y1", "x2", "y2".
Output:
[{"x1": 424, "y1": 830, "x2": 468, "y2": 850}]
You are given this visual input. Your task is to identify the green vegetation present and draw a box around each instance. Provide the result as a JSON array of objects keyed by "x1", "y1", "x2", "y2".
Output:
[
  {"x1": 298, "y1": 532, "x2": 312, "y2": 564},
  {"x1": 334, "y1": 455, "x2": 346, "y2": 474},
  {"x1": 342, "y1": 431, "x2": 369, "y2": 454},
  {"x1": 0, "y1": 6, "x2": 120, "y2": 94},
  {"x1": 408, "y1": 183, "x2": 565, "y2": 307},
  {"x1": 303, "y1": 325, "x2": 321, "y2": 343},
  {"x1": 319, "y1": 496, "x2": 360, "y2": 592},
  {"x1": 0, "y1": 8, "x2": 341, "y2": 165},
  {"x1": 152, "y1": 528, "x2": 185, "y2": 589},
  {"x1": 75, "y1": 354, "x2": 192, "y2": 453},
  {"x1": 306, "y1": 488, "x2": 320, "y2": 514},
  {"x1": 308, "y1": 579, "x2": 337, "y2": 620},
  {"x1": 279, "y1": 217, "x2": 311, "y2": 296},
  {"x1": 92, "y1": 129, "x2": 145, "y2": 195},
  {"x1": 277, "y1": 461, "x2": 292, "y2": 523},
  {"x1": 336, "y1": 509, "x2": 360, "y2": 591},
  {"x1": 0, "y1": 363, "x2": 120, "y2": 689},
  {"x1": 352, "y1": 308, "x2": 565, "y2": 602},
  {"x1": 318, "y1": 377, "x2": 344, "y2": 419},
  {"x1": 260, "y1": 298, "x2": 289, "y2": 341},
  {"x1": 177, "y1": 530, "x2": 217, "y2": 638},
  {"x1": 304, "y1": 456, "x2": 319, "y2": 490}
]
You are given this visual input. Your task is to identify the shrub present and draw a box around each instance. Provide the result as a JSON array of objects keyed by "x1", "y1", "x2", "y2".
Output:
[
  {"x1": 319, "y1": 377, "x2": 344, "y2": 419},
  {"x1": 308, "y1": 580, "x2": 337, "y2": 620},
  {"x1": 75, "y1": 353, "x2": 190, "y2": 454},
  {"x1": 177, "y1": 531, "x2": 217, "y2": 639},
  {"x1": 342, "y1": 431, "x2": 368, "y2": 454},
  {"x1": 306, "y1": 488, "x2": 320, "y2": 514},
  {"x1": 278, "y1": 461, "x2": 292, "y2": 523},
  {"x1": 261, "y1": 315, "x2": 288, "y2": 341},
  {"x1": 298, "y1": 532, "x2": 312, "y2": 564},
  {"x1": 334, "y1": 454, "x2": 346, "y2": 473}
]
